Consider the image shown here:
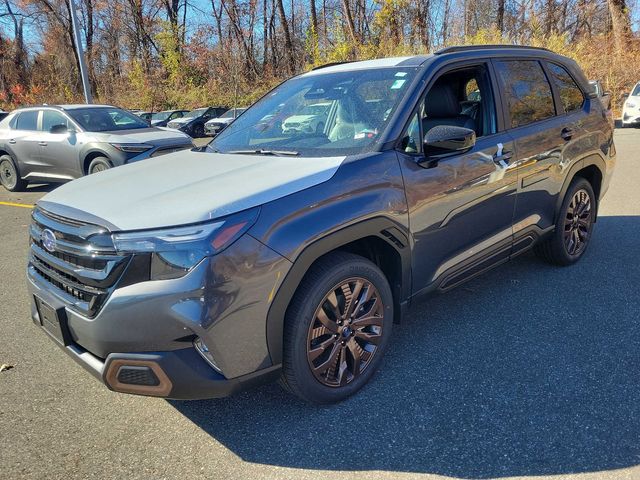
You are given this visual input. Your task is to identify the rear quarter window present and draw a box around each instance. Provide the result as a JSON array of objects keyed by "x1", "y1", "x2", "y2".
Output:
[
  {"x1": 494, "y1": 60, "x2": 556, "y2": 128},
  {"x1": 547, "y1": 63, "x2": 584, "y2": 113},
  {"x1": 15, "y1": 110, "x2": 39, "y2": 131}
]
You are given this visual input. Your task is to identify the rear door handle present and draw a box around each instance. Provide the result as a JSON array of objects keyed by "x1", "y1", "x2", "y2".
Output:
[
  {"x1": 38, "y1": 141, "x2": 48, "y2": 146},
  {"x1": 8, "y1": 139, "x2": 16, "y2": 144},
  {"x1": 561, "y1": 127, "x2": 573, "y2": 140}
]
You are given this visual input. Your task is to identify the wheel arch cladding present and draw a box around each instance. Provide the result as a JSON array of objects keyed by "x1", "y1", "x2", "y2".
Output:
[
  {"x1": 264, "y1": 217, "x2": 411, "y2": 366},
  {"x1": 83, "y1": 151, "x2": 109, "y2": 174},
  {"x1": 556, "y1": 154, "x2": 605, "y2": 223}
]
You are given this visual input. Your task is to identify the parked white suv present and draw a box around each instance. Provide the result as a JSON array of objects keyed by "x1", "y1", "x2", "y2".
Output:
[{"x1": 622, "y1": 82, "x2": 640, "y2": 127}]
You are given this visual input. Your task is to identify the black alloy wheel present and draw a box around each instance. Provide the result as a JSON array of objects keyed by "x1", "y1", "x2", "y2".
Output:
[
  {"x1": 563, "y1": 188, "x2": 592, "y2": 256},
  {"x1": 534, "y1": 177, "x2": 596, "y2": 266},
  {"x1": 306, "y1": 278, "x2": 384, "y2": 388},
  {"x1": 281, "y1": 251, "x2": 393, "y2": 404}
]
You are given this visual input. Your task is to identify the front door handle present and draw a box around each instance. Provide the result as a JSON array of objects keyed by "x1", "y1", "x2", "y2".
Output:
[
  {"x1": 493, "y1": 143, "x2": 513, "y2": 168},
  {"x1": 38, "y1": 141, "x2": 48, "y2": 146},
  {"x1": 8, "y1": 139, "x2": 16, "y2": 144},
  {"x1": 561, "y1": 127, "x2": 573, "y2": 140}
]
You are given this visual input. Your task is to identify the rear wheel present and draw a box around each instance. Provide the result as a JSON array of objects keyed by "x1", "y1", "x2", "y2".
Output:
[
  {"x1": 88, "y1": 157, "x2": 112, "y2": 175},
  {"x1": 281, "y1": 252, "x2": 393, "y2": 404},
  {"x1": 0, "y1": 154, "x2": 27, "y2": 191},
  {"x1": 534, "y1": 177, "x2": 596, "y2": 266}
]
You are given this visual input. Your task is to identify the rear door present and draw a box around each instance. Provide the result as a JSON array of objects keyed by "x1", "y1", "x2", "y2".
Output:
[
  {"x1": 397, "y1": 60, "x2": 519, "y2": 294},
  {"x1": 8, "y1": 110, "x2": 42, "y2": 177},
  {"x1": 493, "y1": 58, "x2": 586, "y2": 245},
  {"x1": 38, "y1": 109, "x2": 81, "y2": 179}
]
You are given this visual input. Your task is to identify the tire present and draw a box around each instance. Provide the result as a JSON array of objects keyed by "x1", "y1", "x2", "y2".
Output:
[
  {"x1": 0, "y1": 154, "x2": 27, "y2": 191},
  {"x1": 88, "y1": 157, "x2": 112, "y2": 175},
  {"x1": 193, "y1": 123, "x2": 205, "y2": 138},
  {"x1": 280, "y1": 251, "x2": 394, "y2": 404},
  {"x1": 534, "y1": 177, "x2": 596, "y2": 266}
]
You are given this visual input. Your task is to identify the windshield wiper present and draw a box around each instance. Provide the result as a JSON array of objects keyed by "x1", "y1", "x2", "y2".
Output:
[{"x1": 226, "y1": 149, "x2": 299, "y2": 156}]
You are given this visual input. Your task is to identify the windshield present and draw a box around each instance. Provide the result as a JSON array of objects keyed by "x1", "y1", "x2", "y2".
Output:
[
  {"x1": 184, "y1": 108, "x2": 207, "y2": 119},
  {"x1": 209, "y1": 67, "x2": 418, "y2": 157},
  {"x1": 152, "y1": 111, "x2": 172, "y2": 121},
  {"x1": 632, "y1": 84, "x2": 640, "y2": 96},
  {"x1": 67, "y1": 107, "x2": 150, "y2": 132}
]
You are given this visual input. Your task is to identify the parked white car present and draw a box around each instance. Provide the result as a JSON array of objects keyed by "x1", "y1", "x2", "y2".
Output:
[
  {"x1": 204, "y1": 108, "x2": 246, "y2": 137},
  {"x1": 282, "y1": 103, "x2": 330, "y2": 134},
  {"x1": 622, "y1": 82, "x2": 640, "y2": 127}
]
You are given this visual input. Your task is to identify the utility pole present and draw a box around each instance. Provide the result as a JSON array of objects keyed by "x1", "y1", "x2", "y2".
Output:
[{"x1": 69, "y1": 0, "x2": 93, "y2": 103}]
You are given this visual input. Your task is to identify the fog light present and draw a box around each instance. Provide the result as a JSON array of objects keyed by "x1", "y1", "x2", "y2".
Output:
[{"x1": 194, "y1": 337, "x2": 222, "y2": 374}]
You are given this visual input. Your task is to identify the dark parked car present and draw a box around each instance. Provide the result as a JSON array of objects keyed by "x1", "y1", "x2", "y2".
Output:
[
  {"x1": 166, "y1": 106, "x2": 227, "y2": 137},
  {"x1": 0, "y1": 105, "x2": 193, "y2": 190},
  {"x1": 150, "y1": 109, "x2": 190, "y2": 127},
  {"x1": 0, "y1": 110, "x2": 8, "y2": 122},
  {"x1": 27, "y1": 46, "x2": 615, "y2": 404}
]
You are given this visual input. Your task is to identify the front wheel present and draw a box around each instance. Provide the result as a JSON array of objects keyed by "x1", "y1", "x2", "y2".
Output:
[
  {"x1": 534, "y1": 177, "x2": 596, "y2": 266},
  {"x1": 0, "y1": 154, "x2": 27, "y2": 191},
  {"x1": 281, "y1": 252, "x2": 393, "y2": 404},
  {"x1": 88, "y1": 157, "x2": 112, "y2": 175}
]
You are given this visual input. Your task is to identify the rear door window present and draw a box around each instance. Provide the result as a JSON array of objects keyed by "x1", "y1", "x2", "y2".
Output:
[
  {"x1": 15, "y1": 111, "x2": 39, "y2": 131},
  {"x1": 494, "y1": 60, "x2": 556, "y2": 128},
  {"x1": 547, "y1": 63, "x2": 585, "y2": 113}
]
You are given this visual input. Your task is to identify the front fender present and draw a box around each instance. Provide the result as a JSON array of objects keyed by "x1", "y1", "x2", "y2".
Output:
[{"x1": 248, "y1": 151, "x2": 411, "y2": 365}]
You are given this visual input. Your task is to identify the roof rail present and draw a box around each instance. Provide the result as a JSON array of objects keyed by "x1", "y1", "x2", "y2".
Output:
[
  {"x1": 311, "y1": 61, "x2": 353, "y2": 71},
  {"x1": 435, "y1": 44, "x2": 552, "y2": 55}
]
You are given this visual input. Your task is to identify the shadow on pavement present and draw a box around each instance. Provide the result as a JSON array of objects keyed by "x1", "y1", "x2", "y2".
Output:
[{"x1": 170, "y1": 215, "x2": 640, "y2": 478}]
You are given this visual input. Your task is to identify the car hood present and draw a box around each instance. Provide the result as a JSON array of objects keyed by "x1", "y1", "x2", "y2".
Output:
[
  {"x1": 205, "y1": 117, "x2": 233, "y2": 125},
  {"x1": 90, "y1": 128, "x2": 192, "y2": 147},
  {"x1": 38, "y1": 150, "x2": 346, "y2": 231},
  {"x1": 168, "y1": 117, "x2": 196, "y2": 125},
  {"x1": 283, "y1": 115, "x2": 316, "y2": 124}
]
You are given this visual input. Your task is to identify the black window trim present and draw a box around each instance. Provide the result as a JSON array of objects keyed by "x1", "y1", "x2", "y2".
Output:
[
  {"x1": 491, "y1": 57, "x2": 558, "y2": 132},
  {"x1": 394, "y1": 57, "x2": 506, "y2": 157},
  {"x1": 542, "y1": 60, "x2": 587, "y2": 116}
]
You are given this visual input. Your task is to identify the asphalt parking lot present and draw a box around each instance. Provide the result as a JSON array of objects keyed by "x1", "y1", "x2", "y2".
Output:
[{"x1": 1, "y1": 130, "x2": 639, "y2": 480}]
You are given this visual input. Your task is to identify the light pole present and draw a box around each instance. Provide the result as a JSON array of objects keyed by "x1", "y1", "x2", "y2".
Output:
[{"x1": 69, "y1": 0, "x2": 93, "y2": 103}]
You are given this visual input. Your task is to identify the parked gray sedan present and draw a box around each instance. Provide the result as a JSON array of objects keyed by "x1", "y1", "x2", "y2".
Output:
[{"x1": 0, "y1": 104, "x2": 194, "y2": 191}]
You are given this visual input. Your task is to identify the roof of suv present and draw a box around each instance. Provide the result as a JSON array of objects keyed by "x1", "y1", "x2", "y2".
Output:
[
  {"x1": 13, "y1": 104, "x2": 117, "y2": 112},
  {"x1": 306, "y1": 45, "x2": 565, "y2": 75}
]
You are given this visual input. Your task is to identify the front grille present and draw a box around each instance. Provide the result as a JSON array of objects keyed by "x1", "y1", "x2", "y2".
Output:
[{"x1": 28, "y1": 208, "x2": 131, "y2": 317}]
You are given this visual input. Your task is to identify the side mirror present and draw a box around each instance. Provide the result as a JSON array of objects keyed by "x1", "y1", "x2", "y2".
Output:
[
  {"x1": 422, "y1": 125, "x2": 476, "y2": 160},
  {"x1": 621, "y1": 93, "x2": 629, "y2": 99},
  {"x1": 49, "y1": 124, "x2": 70, "y2": 134}
]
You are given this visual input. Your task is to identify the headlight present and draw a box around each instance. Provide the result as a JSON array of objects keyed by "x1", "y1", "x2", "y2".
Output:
[
  {"x1": 110, "y1": 143, "x2": 153, "y2": 153},
  {"x1": 111, "y1": 207, "x2": 259, "y2": 280}
]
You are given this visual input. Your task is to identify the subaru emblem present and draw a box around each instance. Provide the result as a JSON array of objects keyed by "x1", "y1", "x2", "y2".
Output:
[{"x1": 42, "y1": 229, "x2": 56, "y2": 252}]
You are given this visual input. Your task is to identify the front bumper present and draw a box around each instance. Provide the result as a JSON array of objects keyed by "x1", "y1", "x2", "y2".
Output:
[
  {"x1": 204, "y1": 124, "x2": 225, "y2": 136},
  {"x1": 27, "y1": 233, "x2": 292, "y2": 399}
]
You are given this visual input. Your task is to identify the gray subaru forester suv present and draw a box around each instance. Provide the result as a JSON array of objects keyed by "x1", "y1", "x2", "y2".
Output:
[
  {"x1": 26, "y1": 46, "x2": 615, "y2": 404},
  {"x1": 0, "y1": 104, "x2": 193, "y2": 191}
]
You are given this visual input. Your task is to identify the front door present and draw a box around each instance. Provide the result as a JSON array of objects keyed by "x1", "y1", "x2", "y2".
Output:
[
  {"x1": 38, "y1": 109, "x2": 81, "y2": 179},
  {"x1": 397, "y1": 62, "x2": 518, "y2": 294}
]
